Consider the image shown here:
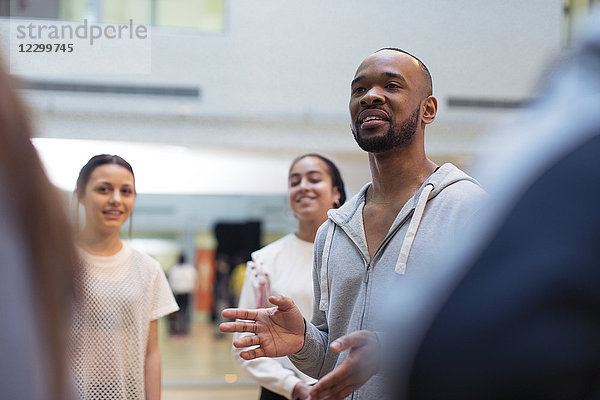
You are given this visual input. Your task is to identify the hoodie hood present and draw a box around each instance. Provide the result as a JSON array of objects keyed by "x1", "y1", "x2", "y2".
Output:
[
  {"x1": 318, "y1": 163, "x2": 481, "y2": 311},
  {"x1": 328, "y1": 163, "x2": 480, "y2": 226}
]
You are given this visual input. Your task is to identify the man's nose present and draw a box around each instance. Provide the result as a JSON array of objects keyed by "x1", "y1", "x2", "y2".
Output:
[{"x1": 360, "y1": 87, "x2": 385, "y2": 106}]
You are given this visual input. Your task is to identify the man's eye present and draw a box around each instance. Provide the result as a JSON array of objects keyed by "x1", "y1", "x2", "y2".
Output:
[
  {"x1": 386, "y1": 83, "x2": 400, "y2": 89},
  {"x1": 352, "y1": 87, "x2": 365, "y2": 94}
]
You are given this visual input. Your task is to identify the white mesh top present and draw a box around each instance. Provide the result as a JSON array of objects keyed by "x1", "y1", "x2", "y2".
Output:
[{"x1": 71, "y1": 242, "x2": 178, "y2": 400}]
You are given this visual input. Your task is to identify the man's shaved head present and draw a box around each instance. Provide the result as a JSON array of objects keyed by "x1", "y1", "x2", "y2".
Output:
[{"x1": 375, "y1": 48, "x2": 433, "y2": 97}]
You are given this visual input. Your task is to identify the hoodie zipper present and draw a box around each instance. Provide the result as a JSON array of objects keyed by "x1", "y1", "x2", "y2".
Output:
[
  {"x1": 358, "y1": 209, "x2": 414, "y2": 331},
  {"x1": 351, "y1": 210, "x2": 415, "y2": 400}
]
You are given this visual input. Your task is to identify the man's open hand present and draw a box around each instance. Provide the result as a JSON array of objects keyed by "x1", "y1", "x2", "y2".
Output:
[{"x1": 220, "y1": 295, "x2": 306, "y2": 359}]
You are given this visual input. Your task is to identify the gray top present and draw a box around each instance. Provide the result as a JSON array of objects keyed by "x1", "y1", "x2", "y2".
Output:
[{"x1": 289, "y1": 163, "x2": 486, "y2": 400}]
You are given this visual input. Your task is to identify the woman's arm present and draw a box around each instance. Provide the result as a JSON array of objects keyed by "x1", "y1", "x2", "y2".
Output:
[
  {"x1": 144, "y1": 320, "x2": 161, "y2": 400},
  {"x1": 231, "y1": 261, "x2": 308, "y2": 398}
]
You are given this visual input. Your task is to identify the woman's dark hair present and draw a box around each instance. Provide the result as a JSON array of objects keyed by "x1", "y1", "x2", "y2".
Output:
[
  {"x1": 0, "y1": 58, "x2": 76, "y2": 400},
  {"x1": 75, "y1": 154, "x2": 135, "y2": 200},
  {"x1": 289, "y1": 153, "x2": 347, "y2": 208}
]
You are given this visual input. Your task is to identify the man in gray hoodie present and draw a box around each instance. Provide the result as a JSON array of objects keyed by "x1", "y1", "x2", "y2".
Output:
[{"x1": 221, "y1": 48, "x2": 485, "y2": 400}]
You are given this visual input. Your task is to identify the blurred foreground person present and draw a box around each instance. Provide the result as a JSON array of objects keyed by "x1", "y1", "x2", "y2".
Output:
[
  {"x1": 72, "y1": 154, "x2": 178, "y2": 400},
  {"x1": 394, "y1": 11, "x2": 600, "y2": 400},
  {"x1": 0, "y1": 58, "x2": 77, "y2": 399},
  {"x1": 233, "y1": 154, "x2": 345, "y2": 400}
]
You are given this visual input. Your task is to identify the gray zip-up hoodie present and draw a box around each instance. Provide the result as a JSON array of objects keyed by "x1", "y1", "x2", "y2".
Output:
[{"x1": 289, "y1": 163, "x2": 486, "y2": 400}]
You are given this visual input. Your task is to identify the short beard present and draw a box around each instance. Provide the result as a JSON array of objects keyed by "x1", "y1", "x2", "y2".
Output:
[{"x1": 352, "y1": 106, "x2": 420, "y2": 153}]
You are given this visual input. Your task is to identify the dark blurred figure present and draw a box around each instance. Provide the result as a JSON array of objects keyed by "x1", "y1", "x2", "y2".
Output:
[
  {"x1": 393, "y1": 11, "x2": 600, "y2": 400},
  {"x1": 168, "y1": 253, "x2": 198, "y2": 336},
  {"x1": 212, "y1": 221, "x2": 262, "y2": 323},
  {"x1": 0, "y1": 57, "x2": 76, "y2": 399},
  {"x1": 212, "y1": 254, "x2": 232, "y2": 338}
]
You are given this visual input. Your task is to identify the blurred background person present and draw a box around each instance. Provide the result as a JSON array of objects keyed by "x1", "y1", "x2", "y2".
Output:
[
  {"x1": 213, "y1": 254, "x2": 233, "y2": 338},
  {"x1": 233, "y1": 153, "x2": 346, "y2": 400},
  {"x1": 0, "y1": 56, "x2": 77, "y2": 400},
  {"x1": 168, "y1": 253, "x2": 198, "y2": 338},
  {"x1": 71, "y1": 154, "x2": 179, "y2": 400}
]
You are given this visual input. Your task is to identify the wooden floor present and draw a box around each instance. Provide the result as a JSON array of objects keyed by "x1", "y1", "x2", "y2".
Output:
[{"x1": 160, "y1": 317, "x2": 260, "y2": 400}]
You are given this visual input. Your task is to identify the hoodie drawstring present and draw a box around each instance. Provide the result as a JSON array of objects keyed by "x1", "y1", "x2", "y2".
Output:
[
  {"x1": 319, "y1": 220, "x2": 336, "y2": 311},
  {"x1": 395, "y1": 183, "x2": 434, "y2": 274},
  {"x1": 320, "y1": 182, "x2": 435, "y2": 308}
]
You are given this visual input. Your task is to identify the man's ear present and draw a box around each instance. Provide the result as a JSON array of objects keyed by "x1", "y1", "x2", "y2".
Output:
[{"x1": 421, "y1": 96, "x2": 438, "y2": 125}]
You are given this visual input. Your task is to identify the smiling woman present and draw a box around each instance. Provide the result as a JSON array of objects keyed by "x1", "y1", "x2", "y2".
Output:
[
  {"x1": 77, "y1": 161, "x2": 136, "y2": 238},
  {"x1": 232, "y1": 153, "x2": 346, "y2": 400},
  {"x1": 71, "y1": 154, "x2": 179, "y2": 400},
  {"x1": 288, "y1": 154, "x2": 346, "y2": 242}
]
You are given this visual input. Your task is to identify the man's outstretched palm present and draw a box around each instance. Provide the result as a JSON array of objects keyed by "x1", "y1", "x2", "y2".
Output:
[{"x1": 220, "y1": 295, "x2": 305, "y2": 359}]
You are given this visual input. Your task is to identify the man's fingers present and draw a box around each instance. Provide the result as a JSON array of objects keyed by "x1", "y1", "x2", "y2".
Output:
[
  {"x1": 310, "y1": 364, "x2": 350, "y2": 399},
  {"x1": 232, "y1": 334, "x2": 260, "y2": 348},
  {"x1": 330, "y1": 330, "x2": 375, "y2": 352},
  {"x1": 221, "y1": 307, "x2": 259, "y2": 320},
  {"x1": 312, "y1": 379, "x2": 355, "y2": 400},
  {"x1": 310, "y1": 375, "x2": 334, "y2": 397},
  {"x1": 311, "y1": 375, "x2": 354, "y2": 400},
  {"x1": 267, "y1": 295, "x2": 295, "y2": 311},
  {"x1": 310, "y1": 340, "x2": 379, "y2": 400},
  {"x1": 219, "y1": 321, "x2": 256, "y2": 334},
  {"x1": 329, "y1": 382, "x2": 356, "y2": 400},
  {"x1": 240, "y1": 347, "x2": 266, "y2": 360}
]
